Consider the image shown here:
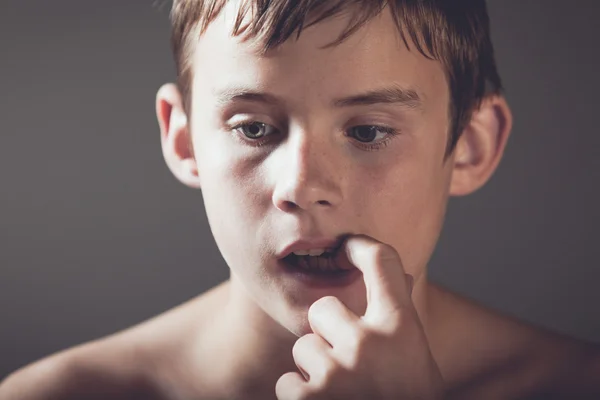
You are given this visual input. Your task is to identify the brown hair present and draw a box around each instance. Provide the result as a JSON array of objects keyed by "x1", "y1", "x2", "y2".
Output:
[{"x1": 169, "y1": 0, "x2": 503, "y2": 156}]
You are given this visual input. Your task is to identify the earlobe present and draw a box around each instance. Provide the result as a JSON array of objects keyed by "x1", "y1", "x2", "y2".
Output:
[
  {"x1": 449, "y1": 95, "x2": 513, "y2": 196},
  {"x1": 156, "y1": 83, "x2": 201, "y2": 189}
]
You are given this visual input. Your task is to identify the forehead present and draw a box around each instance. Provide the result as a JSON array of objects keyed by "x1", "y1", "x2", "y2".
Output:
[{"x1": 190, "y1": 2, "x2": 448, "y2": 114}]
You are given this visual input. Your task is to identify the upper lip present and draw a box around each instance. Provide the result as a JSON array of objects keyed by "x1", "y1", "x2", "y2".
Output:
[{"x1": 277, "y1": 237, "x2": 345, "y2": 259}]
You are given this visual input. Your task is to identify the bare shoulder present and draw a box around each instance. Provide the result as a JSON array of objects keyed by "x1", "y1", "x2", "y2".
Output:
[
  {"x1": 0, "y1": 340, "x2": 158, "y2": 400},
  {"x1": 0, "y1": 327, "x2": 159, "y2": 400},
  {"x1": 0, "y1": 282, "x2": 228, "y2": 400},
  {"x1": 517, "y1": 322, "x2": 600, "y2": 398},
  {"x1": 429, "y1": 283, "x2": 600, "y2": 399}
]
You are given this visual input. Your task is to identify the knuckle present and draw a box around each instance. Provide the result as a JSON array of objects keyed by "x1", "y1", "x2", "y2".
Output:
[
  {"x1": 276, "y1": 372, "x2": 308, "y2": 400},
  {"x1": 293, "y1": 388, "x2": 313, "y2": 400},
  {"x1": 348, "y1": 327, "x2": 369, "y2": 351},
  {"x1": 292, "y1": 334, "x2": 311, "y2": 357},
  {"x1": 308, "y1": 296, "x2": 337, "y2": 317},
  {"x1": 374, "y1": 309, "x2": 413, "y2": 335},
  {"x1": 353, "y1": 242, "x2": 399, "y2": 266},
  {"x1": 355, "y1": 243, "x2": 380, "y2": 259},
  {"x1": 316, "y1": 295, "x2": 339, "y2": 308},
  {"x1": 336, "y1": 327, "x2": 369, "y2": 368},
  {"x1": 371, "y1": 242, "x2": 399, "y2": 262},
  {"x1": 375, "y1": 309, "x2": 422, "y2": 342},
  {"x1": 313, "y1": 359, "x2": 338, "y2": 387},
  {"x1": 394, "y1": 307, "x2": 418, "y2": 329}
]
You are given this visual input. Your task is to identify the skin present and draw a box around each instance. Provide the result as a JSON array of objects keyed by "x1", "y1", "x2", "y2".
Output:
[
  {"x1": 1, "y1": 4, "x2": 599, "y2": 400},
  {"x1": 273, "y1": 234, "x2": 444, "y2": 399}
]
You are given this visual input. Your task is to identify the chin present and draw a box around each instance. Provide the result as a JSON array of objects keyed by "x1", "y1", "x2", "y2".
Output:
[
  {"x1": 275, "y1": 294, "x2": 367, "y2": 338},
  {"x1": 281, "y1": 310, "x2": 313, "y2": 338},
  {"x1": 263, "y1": 296, "x2": 313, "y2": 338}
]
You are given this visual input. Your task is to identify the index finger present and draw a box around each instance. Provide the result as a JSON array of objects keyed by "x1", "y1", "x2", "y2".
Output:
[{"x1": 336, "y1": 234, "x2": 412, "y2": 321}]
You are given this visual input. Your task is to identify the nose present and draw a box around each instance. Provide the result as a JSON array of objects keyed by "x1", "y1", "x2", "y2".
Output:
[{"x1": 272, "y1": 133, "x2": 343, "y2": 213}]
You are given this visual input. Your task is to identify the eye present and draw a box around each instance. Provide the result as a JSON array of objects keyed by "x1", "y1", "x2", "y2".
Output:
[
  {"x1": 234, "y1": 121, "x2": 278, "y2": 140},
  {"x1": 347, "y1": 125, "x2": 400, "y2": 151},
  {"x1": 230, "y1": 121, "x2": 399, "y2": 151}
]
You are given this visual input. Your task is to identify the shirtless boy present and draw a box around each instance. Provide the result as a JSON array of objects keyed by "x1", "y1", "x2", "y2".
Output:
[{"x1": 1, "y1": 0, "x2": 599, "y2": 399}]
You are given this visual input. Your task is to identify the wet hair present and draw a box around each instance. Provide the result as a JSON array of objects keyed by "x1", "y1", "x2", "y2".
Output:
[{"x1": 169, "y1": 0, "x2": 503, "y2": 156}]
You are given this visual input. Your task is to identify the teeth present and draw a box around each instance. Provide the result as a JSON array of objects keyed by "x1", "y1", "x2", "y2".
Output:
[
  {"x1": 309, "y1": 248, "x2": 325, "y2": 256},
  {"x1": 293, "y1": 248, "x2": 330, "y2": 257},
  {"x1": 305, "y1": 254, "x2": 340, "y2": 271},
  {"x1": 290, "y1": 253, "x2": 345, "y2": 272}
]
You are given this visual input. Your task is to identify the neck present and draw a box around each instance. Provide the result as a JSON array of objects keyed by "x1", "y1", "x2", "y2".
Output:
[{"x1": 200, "y1": 276, "x2": 297, "y2": 398}]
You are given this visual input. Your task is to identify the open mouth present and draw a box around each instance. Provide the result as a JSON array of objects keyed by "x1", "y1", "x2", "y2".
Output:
[
  {"x1": 276, "y1": 236, "x2": 360, "y2": 287},
  {"x1": 283, "y1": 252, "x2": 349, "y2": 274},
  {"x1": 279, "y1": 244, "x2": 359, "y2": 283}
]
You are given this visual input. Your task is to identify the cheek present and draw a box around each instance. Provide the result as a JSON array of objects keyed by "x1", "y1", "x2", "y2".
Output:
[
  {"x1": 358, "y1": 147, "x2": 450, "y2": 273},
  {"x1": 194, "y1": 132, "x2": 268, "y2": 265},
  {"x1": 196, "y1": 127, "x2": 266, "y2": 211}
]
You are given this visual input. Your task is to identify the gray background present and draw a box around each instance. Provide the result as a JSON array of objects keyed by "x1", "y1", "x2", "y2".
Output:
[{"x1": 0, "y1": 0, "x2": 598, "y2": 379}]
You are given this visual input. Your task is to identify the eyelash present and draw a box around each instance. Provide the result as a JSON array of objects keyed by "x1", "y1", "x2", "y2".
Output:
[{"x1": 230, "y1": 121, "x2": 400, "y2": 152}]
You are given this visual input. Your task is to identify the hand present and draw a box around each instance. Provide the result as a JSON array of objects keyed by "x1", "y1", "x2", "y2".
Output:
[{"x1": 275, "y1": 234, "x2": 444, "y2": 400}]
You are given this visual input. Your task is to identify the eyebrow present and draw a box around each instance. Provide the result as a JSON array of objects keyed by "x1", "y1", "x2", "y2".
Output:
[
  {"x1": 332, "y1": 85, "x2": 422, "y2": 109},
  {"x1": 214, "y1": 84, "x2": 423, "y2": 110}
]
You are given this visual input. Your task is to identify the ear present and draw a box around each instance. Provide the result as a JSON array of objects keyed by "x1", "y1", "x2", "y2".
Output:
[
  {"x1": 156, "y1": 83, "x2": 201, "y2": 189},
  {"x1": 449, "y1": 95, "x2": 513, "y2": 196}
]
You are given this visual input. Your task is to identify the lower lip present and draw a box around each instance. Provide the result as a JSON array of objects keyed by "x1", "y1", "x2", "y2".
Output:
[{"x1": 277, "y1": 256, "x2": 362, "y2": 289}]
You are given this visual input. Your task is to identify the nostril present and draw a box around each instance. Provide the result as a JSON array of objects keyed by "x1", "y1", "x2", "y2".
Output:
[
  {"x1": 279, "y1": 200, "x2": 299, "y2": 212},
  {"x1": 317, "y1": 200, "x2": 330, "y2": 206},
  {"x1": 290, "y1": 201, "x2": 301, "y2": 208}
]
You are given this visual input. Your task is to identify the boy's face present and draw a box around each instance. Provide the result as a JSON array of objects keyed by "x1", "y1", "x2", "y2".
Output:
[{"x1": 183, "y1": 5, "x2": 456, "y2": 335}]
